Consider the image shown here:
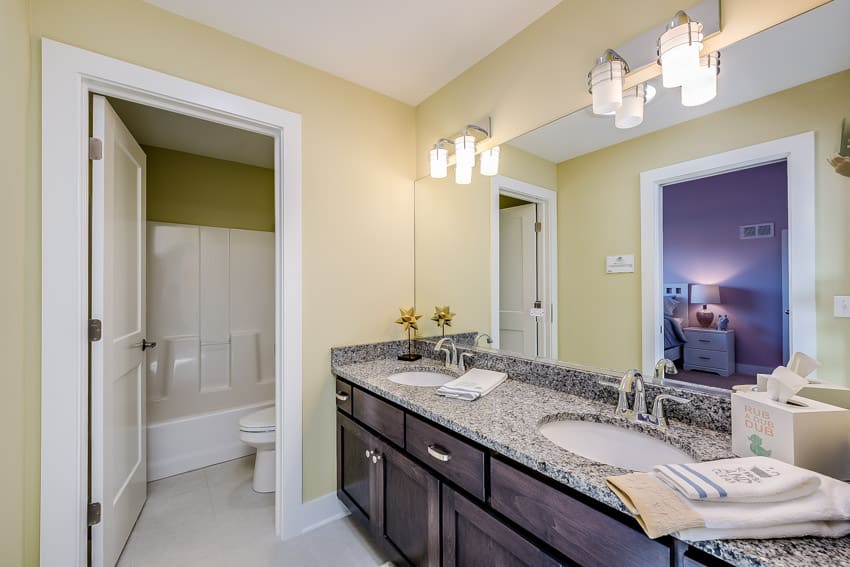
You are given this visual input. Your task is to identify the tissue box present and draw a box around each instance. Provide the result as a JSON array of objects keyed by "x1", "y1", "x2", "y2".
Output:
[{"x1": 732, "y1": 391, "x2": 850, "y2": 479}]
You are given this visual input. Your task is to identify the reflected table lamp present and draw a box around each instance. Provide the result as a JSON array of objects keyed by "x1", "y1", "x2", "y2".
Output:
[{"x1": 691, "y1": 284, "x2": 721, "y2": 327}]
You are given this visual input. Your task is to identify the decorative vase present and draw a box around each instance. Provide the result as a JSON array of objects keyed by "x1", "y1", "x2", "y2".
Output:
[{"x1": 696, "y1": 307, "x2": 714, "y2": 328}]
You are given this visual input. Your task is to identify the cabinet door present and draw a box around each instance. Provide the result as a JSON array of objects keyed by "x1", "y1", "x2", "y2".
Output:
[
  {"x1": 443, "y1": 486, "x2": 563, "y2": 567},
  {"x1": 377, "y1": 441, "x2": 440, "y2": 567},
  {"x1": 337, "y1": 411, "x2": 380, "y2": 529}
]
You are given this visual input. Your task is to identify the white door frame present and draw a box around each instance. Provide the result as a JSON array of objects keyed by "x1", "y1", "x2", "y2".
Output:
[
  {"x1": 490, "y1": 175, "x2": 558, "y2": 358},
  {"x1": 639, "y1": 132, "x2": 816, "y2": 378},
  {"x1": 41, "y1": 39, "x2": 307, "y2": 567}
]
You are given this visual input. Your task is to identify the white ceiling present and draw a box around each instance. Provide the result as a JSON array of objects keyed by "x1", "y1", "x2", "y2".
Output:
[
  {"x1": 109, "y1": 98, "x2": 275, "y2": 168},
  {"x1": 143, "y1": 0, "x2": 561, "y2": 105},
  {"x1": 510, "y1": 1, "x2": 850, "y2": 164}
]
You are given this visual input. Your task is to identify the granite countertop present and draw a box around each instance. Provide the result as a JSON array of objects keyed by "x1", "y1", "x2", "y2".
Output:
[{"x1": 332, "y1": 357, "x2": 850, "y2": 567}]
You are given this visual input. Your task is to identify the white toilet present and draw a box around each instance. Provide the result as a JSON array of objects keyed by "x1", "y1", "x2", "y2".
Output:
[{"x1": 239, "y1": 406, "x2": 276, "y2": 493}]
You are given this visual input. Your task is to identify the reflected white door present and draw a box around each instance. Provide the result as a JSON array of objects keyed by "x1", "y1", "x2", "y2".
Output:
[
  {"x1": 499, "y1": 203, "x2": 538, "y2": 356},
  {"x1": 91, "y1": 95, "x2": 148, "y2": 567}
]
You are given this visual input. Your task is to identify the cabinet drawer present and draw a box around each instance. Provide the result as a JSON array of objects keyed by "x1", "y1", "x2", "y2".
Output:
[
  {"x1": 490, "y1": 458, "x2": 670, "y2": 567},
  {"x1": 406, "y1": 414, "x2": 486, "y2": 501},
  {"x1": 335, "y1": 379, "x2": 352, "y2": 414},
  {"x1": 684, "y1": 347, "x2": 728, "y2": 370},
  {"x1": 353, "y1": 388, "x2": 405, "y2": 447},
  {"x1": 684, "y1": 330, "x2": 726, "y2": 351}
]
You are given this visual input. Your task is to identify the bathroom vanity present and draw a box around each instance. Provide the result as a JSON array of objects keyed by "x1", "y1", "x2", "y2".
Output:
[{"x1": 331, "y1": 341, "x2": 850, "y2": 567}]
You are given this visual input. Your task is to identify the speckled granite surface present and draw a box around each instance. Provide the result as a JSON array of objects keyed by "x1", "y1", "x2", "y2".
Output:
[{"x1": 330, "y1": 352, "x2": 850, "y2": 567}]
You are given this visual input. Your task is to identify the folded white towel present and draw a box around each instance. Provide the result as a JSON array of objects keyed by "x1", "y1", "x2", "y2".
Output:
[
  {"x1": 436, "y1": 368, "x2": 507, "y2": 401},
  {"x1": 607, "y1": 466, "x2": 850, "y2": 540},
  {"x1": 654, "y1": 457, "x2": 821, "y2": 503}
]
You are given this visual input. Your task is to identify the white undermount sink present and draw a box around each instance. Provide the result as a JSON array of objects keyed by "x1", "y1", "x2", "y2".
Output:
[
  {"x1": 388, "y1": 371, "x2": 454, "y2": 387},
  {"x1": 539, "y1": 419, "x2": 694, "y2": 472}
]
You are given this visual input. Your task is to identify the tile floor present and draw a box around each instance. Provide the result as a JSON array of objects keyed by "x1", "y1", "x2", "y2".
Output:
[{"x1": 117, "y1": 456, "x2": 388, "y2": 566}]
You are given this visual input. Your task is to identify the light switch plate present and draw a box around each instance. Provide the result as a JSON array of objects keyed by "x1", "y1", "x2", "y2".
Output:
[{"x1": 835, "y1": 296, "x2": 850, "y2": 318}]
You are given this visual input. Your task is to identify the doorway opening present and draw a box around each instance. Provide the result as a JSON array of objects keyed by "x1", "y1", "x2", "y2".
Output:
[
  {"x1": 660, "y1": 161, "x2": 789, "y2": 390},
  {"x1": 489, "y1": 176, "x2": 558, "y2": 359},
  {"x1": 89, "y1": 94, "x2": 278, "y2": 566}
]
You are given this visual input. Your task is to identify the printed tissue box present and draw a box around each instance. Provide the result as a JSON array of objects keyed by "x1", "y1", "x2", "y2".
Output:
[{"x1": 732, "y1": 391, "x2": 850, "y2": 480}]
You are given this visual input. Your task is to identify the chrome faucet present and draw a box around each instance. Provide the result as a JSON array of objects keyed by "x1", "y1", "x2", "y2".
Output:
[
  {"x1": 650, "y1": 394, "x2": 690, "y2": 428},
  {"x1": 474, "y1": 332, "x2": 493, "y2": 347},
  {"x1": 654, "y1": 358, "x2": 678, "y2": 385},
  {"x1": 434, "y1": 338, "x2": 458, "y2": 370},
  {"x1": 601, "y1": 369, "x2": 690, "y2": 428},
  {"x1": 459, "y1": 352, "x2": 473, "y2": 373}
]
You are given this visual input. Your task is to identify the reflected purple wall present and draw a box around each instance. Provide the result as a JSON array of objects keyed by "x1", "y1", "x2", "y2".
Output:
[{"x1": 663, "y1": 161, "x2": 788, "y2": 371}]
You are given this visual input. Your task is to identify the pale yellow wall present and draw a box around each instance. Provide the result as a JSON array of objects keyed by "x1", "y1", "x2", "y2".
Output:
[
  {"x1": 414, "y1": 145, "x2": 556, "y2": 337},
  {"x1": 557, "y1": 69, "x2": 850, "y2": 384},
  {"x1": 12, "y1": 0, "x2": 416, "y2": 562},
  {"x1": 1, "y1": 1, "x2": 33, "y2": 565},
  {"x1": 415, "y1": 0, "x2": 829, "y2": 178}
]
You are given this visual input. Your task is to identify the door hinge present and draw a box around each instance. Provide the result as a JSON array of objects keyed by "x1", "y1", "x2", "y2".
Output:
[
  {"x1": 89, "y1": 137, "x2": 103, "y2": 161},
  {"x1": 534, "y1": 222, "x2": 542, "y2": 233},
  {"x1": 88, "y1": 319, "x2": 102, "y2": 342},
  {"x1": 88, "y1": 502, "x2": 102, "y2": 526}
]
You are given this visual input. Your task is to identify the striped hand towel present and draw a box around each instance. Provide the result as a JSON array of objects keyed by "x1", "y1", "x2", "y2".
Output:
[{"x1": 654, "y1": 457, "x2": 820, "y2": 503}]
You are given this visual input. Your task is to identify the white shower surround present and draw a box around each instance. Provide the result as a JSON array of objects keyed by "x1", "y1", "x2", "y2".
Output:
[{"x1": 146, "y1": 222, "x2": 275, "y2": 423}]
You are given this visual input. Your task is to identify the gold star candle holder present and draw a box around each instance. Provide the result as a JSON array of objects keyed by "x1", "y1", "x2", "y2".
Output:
[
  {"x1": 395, "y1": 306, "x2": 422, "y2": 361},
  {"x1": 431, "y1": 305, "x2": 456, "y2": 337}
]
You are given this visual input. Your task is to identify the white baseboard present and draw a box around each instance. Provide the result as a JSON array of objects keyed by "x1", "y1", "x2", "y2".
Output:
[
  {"x1": 291, "y1": 492, "x2": 350, "y2": 537},
  {"x1": 737, "y1": 363, "x2": 774, "y2": 376},
  {"x1": 148, "y1": 401, "x2": 273, "y2": 481}
]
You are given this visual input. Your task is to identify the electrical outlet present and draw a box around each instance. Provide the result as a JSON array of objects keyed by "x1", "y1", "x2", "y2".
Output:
[{"x1": 835, "y1": 296, "x2": 850, "y2": 318}]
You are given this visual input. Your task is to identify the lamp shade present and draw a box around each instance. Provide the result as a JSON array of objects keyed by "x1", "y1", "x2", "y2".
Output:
[
  {"x1": 480, "y1": 146, "x2": 500, "y2": 176},
  {"x1": 681, "y1": 52, "x2": 719, "y2": 107},
  {"x1": 589, "y1": 58, "x2": 626, "y2": 115},
  {"x1": 454, "y1": 135, "x2": 476, "y2": 169},
  {"x1": 429, "y1": 146, "x2": 448, "y2": 178},
  {"x1": 455, "y1": 165, "x2": 472, "y2": 185},
  {"x1": 691, "y1": 284, "x2": 721, "y2": 305},
  {"x1": 615, "y1": 84, "x2": 646, "y2": 129},
  {"x1": 658, "y1": 19, "x2": 703, "y2": 88}
]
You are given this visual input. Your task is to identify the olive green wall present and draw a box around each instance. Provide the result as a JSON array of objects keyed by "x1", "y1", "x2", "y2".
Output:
[
  {"x1": 557, "y1": 69, "x2": 850, "y2": 384},
  {"x1": 144, "y1": 145, "x2": 274, "y2": 231}
]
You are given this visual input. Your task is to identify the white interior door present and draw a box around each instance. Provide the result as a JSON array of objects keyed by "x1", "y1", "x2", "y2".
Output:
[
  {"x1": 499, "y1": 203, "x2": 538, "y2": 356},
  {"x1": 91, "y1": 95, "x2": 148, "y2": 567}
]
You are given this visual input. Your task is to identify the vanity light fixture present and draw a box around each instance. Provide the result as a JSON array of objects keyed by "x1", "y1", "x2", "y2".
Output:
[
  {"x1": 657, "y1": 11, "x2": 704, "y2": 88},
  {"x1": 588, "y1": 49, "x2": 629, "y2": 116},
  {"x1": 480, "y1": 146, "x2": 500, "y2": 176},
  {"x1": 455, "y1": 165, "x2": 473, "y2": 185},
  {"x1": 428, "y1": 119, "x2": 493, "y2": 182},
  {"x1": 429, "y1": 139, "x2": 451, "y2": 179},
  {"x1": 615, "y1": 84, "x2": 648, "y2": 129},
  {"x1": 681, "y1": 51, "x2": 720, "y2": 107}
]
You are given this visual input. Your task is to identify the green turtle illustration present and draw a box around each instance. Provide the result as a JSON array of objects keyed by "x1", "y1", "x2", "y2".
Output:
[{"x1": 748, "y1": 434, "x2": 772, "y2": 457}]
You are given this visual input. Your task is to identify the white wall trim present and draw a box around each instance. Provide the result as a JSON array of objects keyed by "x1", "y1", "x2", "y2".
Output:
[
  {"x1": 640, "y1": 132, "x2": 817, "y2": 378},
  {"x1": 41, "y1": 39, "x2": 307, "y2": 567},
  {"x1": 490, "y1": 175, "x2": 558, "y2": 358}
]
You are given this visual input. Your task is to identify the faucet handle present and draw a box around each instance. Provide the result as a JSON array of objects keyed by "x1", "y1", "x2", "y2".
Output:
[
  {"x1": 651, "y1": 394, "x2": 690, "y2": 427},
  {"x1": 598, "y1": 379, "x2": 621, "y2": 390},
  {"x1": 459, "y1": 352, "x2": 473, "y2": 373}
]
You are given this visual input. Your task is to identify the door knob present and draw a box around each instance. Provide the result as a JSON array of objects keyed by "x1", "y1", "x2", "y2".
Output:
[{"x1": 141, "y1": 339, "x2": 157, "y2": 351}]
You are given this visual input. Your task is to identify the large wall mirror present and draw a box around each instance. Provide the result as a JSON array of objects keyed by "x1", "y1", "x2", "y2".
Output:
[{"x1": 414, "y1": 2, "x2": 850, "y2": 393}]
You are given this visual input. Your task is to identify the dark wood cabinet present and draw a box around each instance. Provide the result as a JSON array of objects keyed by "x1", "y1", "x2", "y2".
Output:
[
  {"x1": 337, "y1": 412, "x2": 380, "y2": 529},
  {"x1": 443, "y1": 486, "x2": 564, "y2": 567},
  {"x1": 335, "y1": 378, "x2": 730, "y2": 567},
  {"x1": 378, "y1": 442, "x2": 441, "y2": 566}
]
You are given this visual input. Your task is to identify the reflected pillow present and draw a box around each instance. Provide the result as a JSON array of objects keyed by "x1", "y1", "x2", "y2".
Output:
[{"x1": 664, "y1": 296, "x2": 681, "y2": 316}]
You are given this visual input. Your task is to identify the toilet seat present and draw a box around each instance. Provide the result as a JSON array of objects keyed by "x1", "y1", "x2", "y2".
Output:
[{"x1": 239, "y1": 407, "x2": 276, "y2": 433}]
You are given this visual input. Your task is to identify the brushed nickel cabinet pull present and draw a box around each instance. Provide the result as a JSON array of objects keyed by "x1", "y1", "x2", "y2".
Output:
[
  {"x1": 427, "y1": 444, "x2": 452, "y2": 462},
  {"x1": 335, "y1": 392, "x2": 350, "y2": 402}
]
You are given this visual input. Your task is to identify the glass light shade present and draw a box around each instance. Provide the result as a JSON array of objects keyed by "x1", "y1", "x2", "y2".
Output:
[
  {"x1": 480, "y1": 146, "x2": 500, "y2": 176},
  {"x1": 454, "y1": 135, "x2": 476, "y2": 169},
  {"x1": 681, "y1": 53, "x2": 719, "y2": 107},
  {"x1": 455, "y1": 165, "x2": 472, "y2": 185},
  {"x1": 615, "y1": 84, "x2": 646, "y2": 129},
  {"x1": 658, "y1": 21, "x2": 703, "y2": 88},
  {"x1": 589, "y1": 59, "x2": 625, "y2": 115},
  {"x1": 429, "y1": 146, "x2": 448, "y2": 178}
]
